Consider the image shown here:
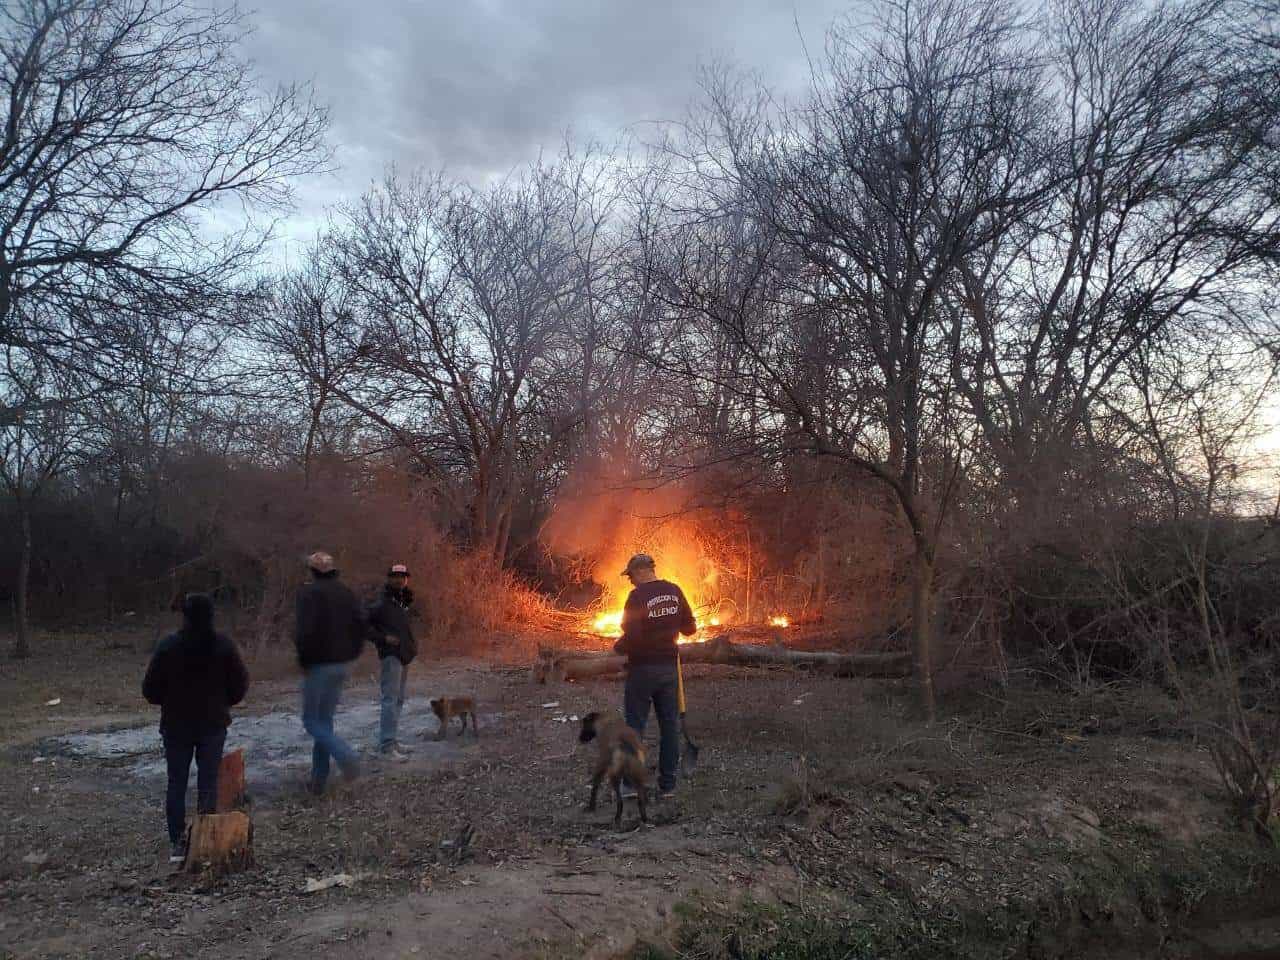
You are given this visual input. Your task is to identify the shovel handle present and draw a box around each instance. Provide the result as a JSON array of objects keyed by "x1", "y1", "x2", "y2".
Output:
[{"x1": 676, "y1": 654, "x2": 687, "y2": 714}]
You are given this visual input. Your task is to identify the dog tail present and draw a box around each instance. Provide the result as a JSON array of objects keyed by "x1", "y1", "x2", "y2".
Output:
[{"x1": 609, "y1": 740, "x2": 646, "y2": 781}]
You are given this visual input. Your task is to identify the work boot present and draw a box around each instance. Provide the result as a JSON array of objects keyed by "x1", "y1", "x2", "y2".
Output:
[
  {"x1": 619, "y1": 779, "x2": 638, "y2": 801},
  {"x1": 169, "y1": 842, "x2": 186, "y2": 865},
  {"x1": 382, "y1": 745, "x2": 410, "y2": 763}
]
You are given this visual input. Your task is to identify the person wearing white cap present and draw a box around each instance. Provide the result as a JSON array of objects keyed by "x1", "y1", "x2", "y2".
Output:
[
  {"x1": 366, "y1": 563, "x2": 418, "y2": 760},
  {"x1": 295, "y1": 551, "x2": 364, "y2": 793}
]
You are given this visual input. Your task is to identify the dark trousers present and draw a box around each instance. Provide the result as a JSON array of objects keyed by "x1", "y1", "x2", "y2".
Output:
[
  {"x1": 163, "y1": 728, "x2": 226, "y2": 845},
  {"x1": 624, "y1": 660, "x2": 680, "y2": 791}
]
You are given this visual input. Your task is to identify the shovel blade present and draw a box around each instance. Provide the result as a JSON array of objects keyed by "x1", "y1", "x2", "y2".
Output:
[
  {"x1": 680, "y1": 714, "x2": 700, "y2": 774},
  {"x1": 681, "y1": 739, "x2": 700, "y2": 775}
]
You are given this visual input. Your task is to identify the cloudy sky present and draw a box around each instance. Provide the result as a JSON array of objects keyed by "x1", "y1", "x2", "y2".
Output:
[
  {"x1": 227, "y1": 0, "x2": 1279, "y2": 476},
  {"x1": 237, "y1": 0, "x2": 852, "y2": 252}
]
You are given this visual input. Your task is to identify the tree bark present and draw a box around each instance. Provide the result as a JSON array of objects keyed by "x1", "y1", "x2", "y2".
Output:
[
  {"x1": 215, "y1": 749, "x2": 247, "y2": 812},
  {"x1": 185, "y1": 812, "x2": 253, "y2": 874},
  {"x1": 12, "y1": 499, "x2": 31, "y2": 659},
  {"x1": 911, "y1": 548, "x2": 937, "y2": 723},
  {"x1": 534, "y1": 635, "x2": 913, "y2": 682}
]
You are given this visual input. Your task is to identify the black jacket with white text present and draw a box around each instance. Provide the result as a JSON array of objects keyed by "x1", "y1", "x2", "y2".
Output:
[{"x1": 614, "y1": 579, "x2": 697, "y2": 665}]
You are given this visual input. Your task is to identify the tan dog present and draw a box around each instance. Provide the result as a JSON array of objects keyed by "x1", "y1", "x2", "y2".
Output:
[
  {"x1": 430, "y1": 697, "x2": 478, "y2": 740},
  {"x1": 578, "y1": 711, "x2": 648, "y2": 827}
]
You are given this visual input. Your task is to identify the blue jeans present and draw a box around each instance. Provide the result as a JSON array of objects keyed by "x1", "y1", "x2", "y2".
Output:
[
  {"x1": 302, "y1": 662, "x2": 359, "y2": 790},
  {"x1": 379, "y1": 656, "x2": 409, "y2": 750},
  {"x1": 163, "y1": 728, "x2": 226, "y2": 844},
  {"x1": 624, "y1": 660, "x2": 680, "y2": 792}
]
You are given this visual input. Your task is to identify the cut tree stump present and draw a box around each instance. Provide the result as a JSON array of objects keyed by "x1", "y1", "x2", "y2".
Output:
[
  {"x1": 216, "y1": 748, "x2": 246, "y2": 812},
  {"x1": 185, "y1": 812, "x2": 253, "y2": 874},
  {"x1": 534, "y1": 634, "x2": 913, "y2": 682}
]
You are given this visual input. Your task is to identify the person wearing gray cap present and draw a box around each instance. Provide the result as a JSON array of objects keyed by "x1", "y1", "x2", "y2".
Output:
[
  {"x1": 612, "y1": 553, "x2": 697, "y2": 799},
  {"x1": 295, "y1": 551, "x2": 364, "y2": 793}
]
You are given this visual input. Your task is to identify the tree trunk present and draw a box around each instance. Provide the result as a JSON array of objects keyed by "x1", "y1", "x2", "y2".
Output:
[
  {"x1": 492, "y1": 494, "x2": 514, "y2": 565},
  {"x1": 12, "y1": 499, "x2": 31, "y2": 659},
  {"x1": 911, "y1": 548, "x2": 936, "y2": 722}
]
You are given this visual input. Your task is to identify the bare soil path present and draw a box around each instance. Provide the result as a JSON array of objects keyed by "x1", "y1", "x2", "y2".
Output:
[{"x1": 2, "y1": 628, "x2": 1277, "y2": 959}]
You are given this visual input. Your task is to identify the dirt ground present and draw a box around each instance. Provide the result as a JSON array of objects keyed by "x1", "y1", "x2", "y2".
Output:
[{"x1": 1, "y1": 626, "x2": 1277, "y2": 960}]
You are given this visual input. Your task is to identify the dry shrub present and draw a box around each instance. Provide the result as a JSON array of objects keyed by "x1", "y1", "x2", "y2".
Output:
[
  {"x1": 161, "y1": 456, "x2": 557, "y2": 654},
  {"x1": 772, "y1": 757, "x2": 814, "y2": 815},
  {"x1": 423, "y1": 546, "x2": 559, "y2": 653}
]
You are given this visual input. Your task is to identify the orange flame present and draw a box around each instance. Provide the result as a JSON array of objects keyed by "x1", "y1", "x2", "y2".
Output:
[
  {"x1": 770, "y1": 615, "x2": 790, "y2": 628},
  {"x1": 584, "y1": 519, "x2": 731, "y2": 644},
  {"x1": 592, "y1": 610, "x2": 623, "y2": 635},
  {"x1": 587, "y1": 605, "x2": 722, "y2": 643}
]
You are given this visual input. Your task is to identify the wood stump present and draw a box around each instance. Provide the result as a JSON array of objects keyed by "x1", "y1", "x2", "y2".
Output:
[
  {"x1": 215, "y1": 749, "x2": 246, "y2": 812},
  {"x1": 184, "y1": 747, "x2": 252, "y2": 873},
  {"x1": 185, "y1": 811, "x2": 253, "y2": 874}
]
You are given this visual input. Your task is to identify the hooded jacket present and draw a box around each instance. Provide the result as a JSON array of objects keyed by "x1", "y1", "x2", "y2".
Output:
[{"x1": 143, "y1": 595, "x2": 249, "y2": 734}]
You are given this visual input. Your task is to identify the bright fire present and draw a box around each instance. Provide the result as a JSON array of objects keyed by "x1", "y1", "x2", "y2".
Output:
[
  {"x1": 588, "y1": 605, "x2": 721, "y2": 643},
  {"x1": 584, "y1": 521, "x2": 730, "y2": 643},
  {"x1": 575, "y1": 516, "x2": 787, "y2": 643},
  {"x1": 592, "y1": 610, "x2": 623, "y2": 635}
]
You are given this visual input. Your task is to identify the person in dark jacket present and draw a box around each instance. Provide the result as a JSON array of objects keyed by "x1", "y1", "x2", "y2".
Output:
[
  {"x1": 612, "y1": 554, "x2": 697, "y2": 799},
  {"x1": 295, "y1": 551, "x2": 364, "y2": 793},
  {"x1": 143, "y1": 593, "x2": 249, "y2": 862},
  {"x1": 366, "y1": 563, "x2": 418, "y2": 760}
]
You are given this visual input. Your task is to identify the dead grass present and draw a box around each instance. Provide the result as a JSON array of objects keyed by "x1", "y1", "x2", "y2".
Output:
[{"x1": 1, "y1": 636, "x2": 1276, "y2": 959}]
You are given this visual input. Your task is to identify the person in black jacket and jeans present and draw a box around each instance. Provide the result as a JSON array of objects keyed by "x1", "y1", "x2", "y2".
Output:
[
  {"x1": 295, "y1": 551, "x2": 365, "y2": 794},
  {"x1": 612, "y1": 554, "x2": 697, "y2": 799},
  {"x1": 143, "y1": 593, "x2": 249, "y2": 862},
  {"x1": 366, "y1": 563, "x2": 418, "y2": 760}
]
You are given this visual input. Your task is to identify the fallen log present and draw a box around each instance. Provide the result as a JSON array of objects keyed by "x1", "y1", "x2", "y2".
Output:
[
  {"x1": 535, "y1": 634, "x2": 913, "y2": 682},
  {"x1": 185, "y1": 811, "x2": 253, "y2": 875},
  {"x1": 720, "y1": 642, "x2": 912, "y2": 678}
]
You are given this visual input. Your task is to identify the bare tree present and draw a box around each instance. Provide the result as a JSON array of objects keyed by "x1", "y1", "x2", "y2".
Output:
[
  {"x1": 658, "y1": 0, "x2": 1050, "y2": 718},
  {"x1": 0, "y1": 0, "x2": 330, "y2": 422},
  {"x1": 252, "y1": 254, "x2": 366, "y2": 485},
  {"x1": 327, "y1": 159, "x2": 612, "y2": 561},
  {"x1": 0, "y1": 350, "x2": 82, "y2": 656},
  {"x1": 947, "y1": 0, "x2": 1280, "y2": 532}
]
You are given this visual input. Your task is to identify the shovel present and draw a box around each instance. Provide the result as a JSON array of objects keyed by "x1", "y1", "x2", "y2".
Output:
[{"x1": 677, "y1": 654, "x2": 700, "y2": 774}]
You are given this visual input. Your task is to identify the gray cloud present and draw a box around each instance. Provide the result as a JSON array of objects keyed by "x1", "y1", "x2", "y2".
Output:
[{"x1": 238, "y1": 0, "x2": 850, "y2": 244}]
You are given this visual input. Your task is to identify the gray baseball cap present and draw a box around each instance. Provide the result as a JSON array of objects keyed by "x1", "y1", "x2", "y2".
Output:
[{"x1": 620, "y1": 553, "x2": 656, "y2": 576}]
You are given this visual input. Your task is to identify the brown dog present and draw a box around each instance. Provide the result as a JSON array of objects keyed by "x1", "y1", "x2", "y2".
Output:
[
  {"x1": 578, "y1": 711, "x2": 648, "y2": 827},
  {"x1": 430, "y1": 697, "x2": 478, "y2": 740}
]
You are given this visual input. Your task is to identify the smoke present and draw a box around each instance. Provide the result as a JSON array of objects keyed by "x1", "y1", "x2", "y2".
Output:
[{"x1": 542, "y1": 464, "x2": 728, "y2": 619}]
